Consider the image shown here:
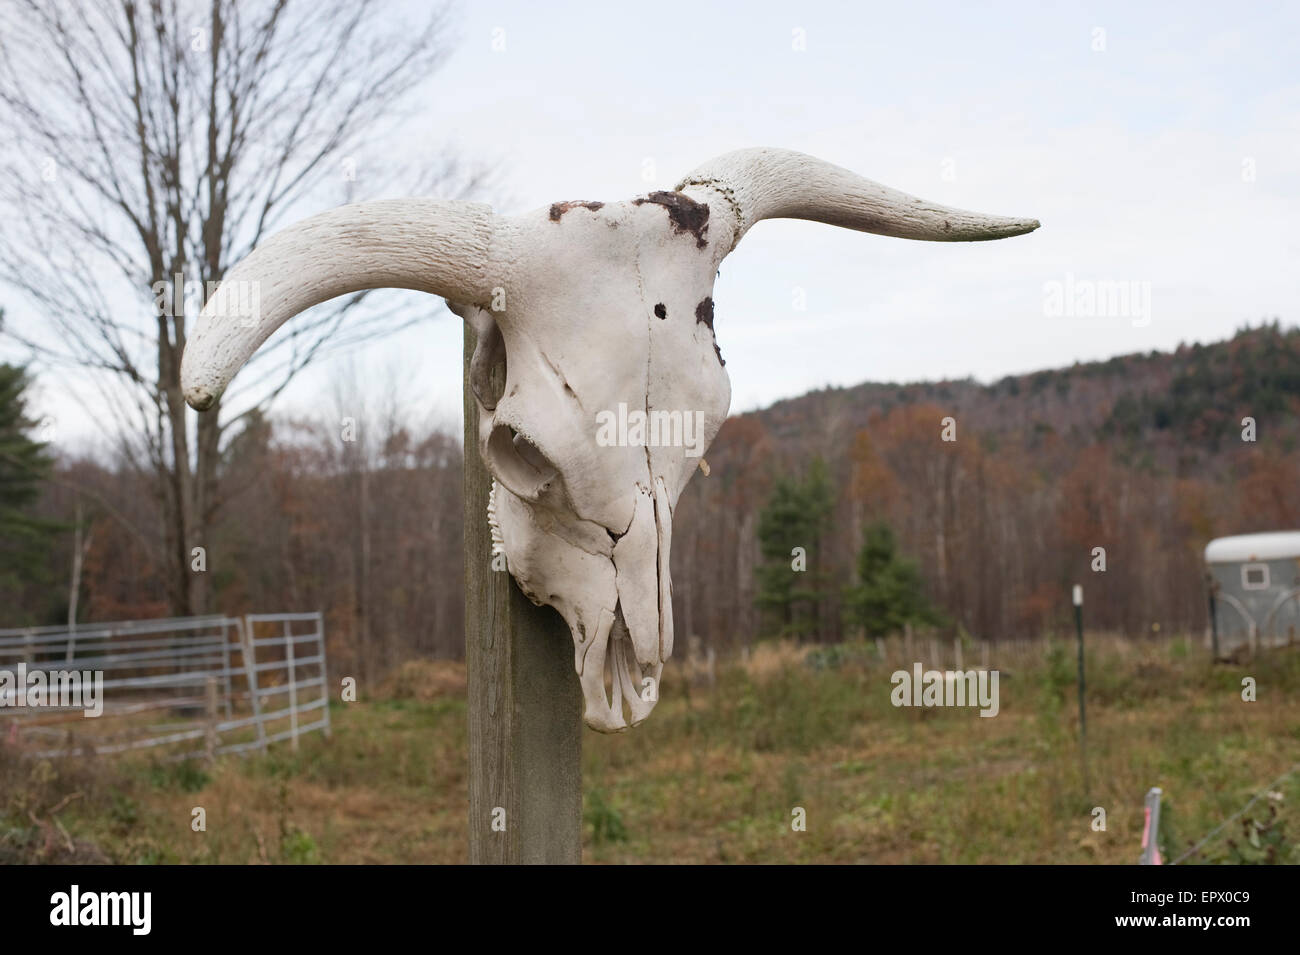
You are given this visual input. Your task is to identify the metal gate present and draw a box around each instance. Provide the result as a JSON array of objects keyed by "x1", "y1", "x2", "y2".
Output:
[{"x1": 0, "y1": 612, "x2": 330, "y2": 759}]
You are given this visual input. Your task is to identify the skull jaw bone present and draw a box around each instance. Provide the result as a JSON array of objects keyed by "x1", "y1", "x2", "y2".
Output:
[{"x1": 488, "y1": 480, "x2": 668, "y2": 733}]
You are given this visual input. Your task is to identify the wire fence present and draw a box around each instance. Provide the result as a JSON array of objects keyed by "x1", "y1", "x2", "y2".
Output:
[
  {"x1": 1142, "y1": 760, "x2": 1300, "y2": 865},
  {"x1": 0, "y1": 612, "x2": 330, "y2": 760}
]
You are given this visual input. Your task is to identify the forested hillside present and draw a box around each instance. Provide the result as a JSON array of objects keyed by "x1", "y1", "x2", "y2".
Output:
[
  {"x1": 16, "y1": 322, "x2": 1298, "y2": 672},
  {"x1": 671, "y1": 322, "x2": 1300, "y2": 650}
]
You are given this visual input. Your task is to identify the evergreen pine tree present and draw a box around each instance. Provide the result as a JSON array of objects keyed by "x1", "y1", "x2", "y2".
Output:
[
  {"x1": 843, "y1": 521, "x2": 943, "y2": 638},
  {"x1": 0, "y1": 361, "x2": 58, "y2": 622},
  {"x1": 755, "y1": 457, "x2": 836, "y2": 641}
]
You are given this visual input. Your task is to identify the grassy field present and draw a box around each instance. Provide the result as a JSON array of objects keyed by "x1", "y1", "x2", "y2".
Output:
[{"x1": 3, "y1": 636, "x2": 1299, "y2": 864}]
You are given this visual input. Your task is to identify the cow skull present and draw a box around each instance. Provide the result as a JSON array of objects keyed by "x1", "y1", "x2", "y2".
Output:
[{"x1": 181, "y1": 148, "x2": 1038, "y2": 732}]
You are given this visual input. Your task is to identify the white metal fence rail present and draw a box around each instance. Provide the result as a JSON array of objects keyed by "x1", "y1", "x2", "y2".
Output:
[{"x1": 0, "y1": 612, "x2": 329, "y2": 759}]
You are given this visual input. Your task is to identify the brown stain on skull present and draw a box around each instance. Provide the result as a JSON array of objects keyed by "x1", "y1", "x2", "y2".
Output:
[
  {"x1": 695, "y1": 297, "x2": 724, "y2": 366},
  {"x1": 633, "y1": 191, "x2": 710, "y2": 248},
  {"x1": 694, "y1": 297, "x2": 714, "y2": 329},
  {"x1": 549, "y1": 200, "x2": 605, "y2": 221}
]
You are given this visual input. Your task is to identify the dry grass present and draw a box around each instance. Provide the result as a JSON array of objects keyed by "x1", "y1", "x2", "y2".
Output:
[
  {"x1": 378, "y1": 659, "x2": 467, "y2": 702},
  {"x1": 3, "y1": 635, "x2": 1298, "y2": 864}
]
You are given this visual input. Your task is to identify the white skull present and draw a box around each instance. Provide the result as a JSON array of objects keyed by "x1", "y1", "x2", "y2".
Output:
[{"x1": 181, "y1": 148, "x2": 1038, "y2": 732}]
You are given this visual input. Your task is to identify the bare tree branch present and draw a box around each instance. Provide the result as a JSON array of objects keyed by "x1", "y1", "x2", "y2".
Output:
[{"x1": 0, "y1": 0, "x2": 480, "y2": 614}]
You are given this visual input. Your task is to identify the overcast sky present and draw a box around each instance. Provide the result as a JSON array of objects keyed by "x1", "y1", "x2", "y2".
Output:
[{"x1": 11, "y1": 0, "x2": 1300, "y2": 447}]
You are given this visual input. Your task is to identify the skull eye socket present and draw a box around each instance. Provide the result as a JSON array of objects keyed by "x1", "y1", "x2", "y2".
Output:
[
  {"x1": 469, "y1": 315, "x2": 506, "y2": 411},
  {"x1": 487, "y1": 424, "x2": 559, "y2": 500}
]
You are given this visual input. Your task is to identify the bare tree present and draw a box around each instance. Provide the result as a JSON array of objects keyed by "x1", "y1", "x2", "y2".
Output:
[{"x1": 0, "y1": 0, "x2": 483, "y2": 615}]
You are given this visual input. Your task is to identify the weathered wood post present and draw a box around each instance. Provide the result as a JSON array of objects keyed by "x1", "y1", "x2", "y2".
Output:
[
  {"x1": 239, "y1": 616, "x2": 268, "y2": 752},
  {"x1": 464, "y1": 326, "x2": 583, "y2": 865}
]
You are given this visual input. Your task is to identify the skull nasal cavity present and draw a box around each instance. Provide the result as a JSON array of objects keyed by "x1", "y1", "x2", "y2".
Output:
[{"x1": 487, "y1": 424, "x2": 559, "y2": 500}]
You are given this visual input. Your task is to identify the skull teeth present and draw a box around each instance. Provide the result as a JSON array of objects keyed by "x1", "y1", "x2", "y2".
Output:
[
  {"x1": 486, "y1": 480, "x2": 505, "y2": 559},
  {"x1": 601, "y1": 607, "x2": 661, "y2": 729}
]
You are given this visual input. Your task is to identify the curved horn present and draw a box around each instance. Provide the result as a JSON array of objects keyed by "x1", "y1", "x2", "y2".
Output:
[
  {"x1": 182, "y1": 199, "x2": 497, "y2": 411},
  {"x1": 676, "y1": 147, "x2": 1039, "y2": 254}
]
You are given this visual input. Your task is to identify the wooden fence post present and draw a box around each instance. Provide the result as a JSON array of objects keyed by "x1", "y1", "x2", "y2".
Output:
[
  {"x1": 315, "y1": 613, "x2": 331, "y2": 740},
  {"x1": 464, "y1": 324, "x2": 583, "y2": 865},
  {"x1": 240, "y1": 616, "x2": 268, "y2": 752}
]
